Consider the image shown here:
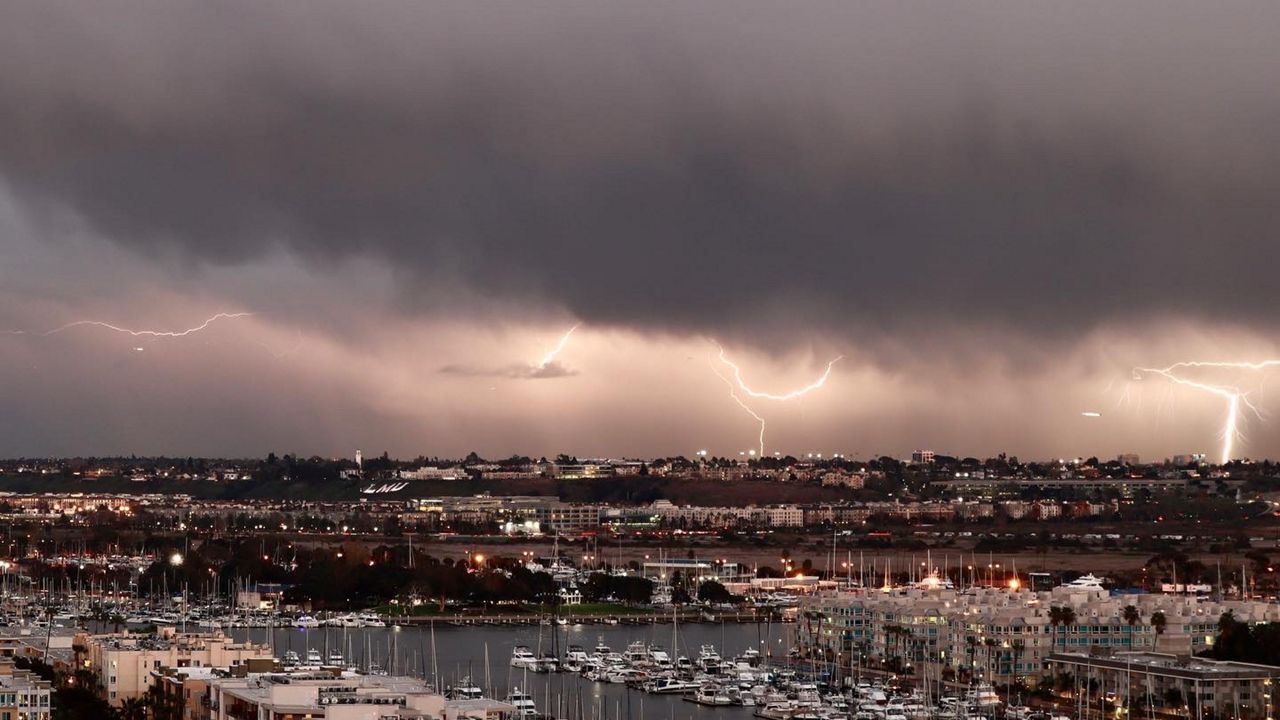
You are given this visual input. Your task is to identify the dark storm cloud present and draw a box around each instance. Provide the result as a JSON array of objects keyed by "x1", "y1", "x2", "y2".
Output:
[{"x1": 3, "y1": 1, "x2": 1280, "y2": 349}]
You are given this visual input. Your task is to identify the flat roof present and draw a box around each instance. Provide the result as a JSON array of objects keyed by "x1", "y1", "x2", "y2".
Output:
[{"x1": 1049, "y1": 652, "x2": 1280, "y2": 680}]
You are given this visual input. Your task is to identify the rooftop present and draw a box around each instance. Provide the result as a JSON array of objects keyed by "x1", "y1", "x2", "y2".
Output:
[{"x1": 1049, "y1": 651, "x2": 1280, "y2": 679}]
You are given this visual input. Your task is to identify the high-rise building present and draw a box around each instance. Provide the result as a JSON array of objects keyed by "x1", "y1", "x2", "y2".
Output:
[{"x1": 911, "y1": 449, "x2": 935, "y2": 464}]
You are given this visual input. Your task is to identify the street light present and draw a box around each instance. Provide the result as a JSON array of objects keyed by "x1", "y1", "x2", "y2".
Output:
[{"x1": 169, "y1": 552, "x2": 184, "y2": 567}]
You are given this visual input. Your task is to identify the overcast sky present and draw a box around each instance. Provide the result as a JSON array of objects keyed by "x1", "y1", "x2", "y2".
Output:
[{"x1": 3, "y1": 1, "x2": 1280, "y2": 461}]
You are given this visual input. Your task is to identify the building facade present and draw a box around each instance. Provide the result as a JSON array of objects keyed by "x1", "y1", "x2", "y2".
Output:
[
  {"x1": 79, "y1": 630, "x2": 274, "y2": 705},
  {"x1": 0, "y1": 660, "x2": 51, "y2": 720},
  {"x1": 800, "y1": 585, "x2": 1280, "y2": 686}
]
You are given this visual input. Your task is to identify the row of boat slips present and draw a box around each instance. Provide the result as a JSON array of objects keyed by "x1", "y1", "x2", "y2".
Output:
[{"x1": 503, "y1": 638, "x2": 1044, "y2": 720}]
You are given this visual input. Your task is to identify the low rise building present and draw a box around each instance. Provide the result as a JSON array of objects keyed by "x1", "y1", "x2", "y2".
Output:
[
  {"x1": 1049, "y1": 651, "x2": 1278, "y2": 720},
  {"x1": 0, "y1": 660, "x2": 52, "y2": 720},
  {"x1": 209, "y1": 669, "x2": 515, "y2": 720},
  {"x1": 79, "y1": 629, "x2": 274, "y2": 705}
]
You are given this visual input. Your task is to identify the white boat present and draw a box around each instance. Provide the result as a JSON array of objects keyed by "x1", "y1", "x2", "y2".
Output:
[
  {"x1": 327, "y1": 650, "x2": 343, "y2": 665},
  {"x1": 1059, "y1": 573, "x2": 1108, "y2": 590},
  {"x1": 966, "y1": 683, "x2": 1002, "y2": 709},
  {"x1": 450, "y1": 677, "x2": 485, "y2": 700},
  {"x1": 357, "y1": 612, "x2": 386, "y2": 627},
  {"x1": 691, "y1": 683, "x2": 734, "y2": 706},
  {"x1": 282, "y1": 650, "x2": 300, "y2": 665},
  {"x1": 605, "y1": 667, "x2": 646, "y2": 684},
  {"x1": 305, "y1": 648, "x2": 322, "y2": 664},
  {"x1": 755, "y1": 702, "x2": 796, "y2": 719},
  {"x1": 645, "y1": 677, "x2": 699, "y2": 694},
  {"x1": 295, "y1": 614, "x2": 321, "y2": 628},
  {"x1": 622, "y1": 641, "x2": 650, "y2": 665},
  {"x1": 505, "y1": 687, "x2": 539, "y2": 719},
  {"x1": 697, "y1": 644, "x2": 722, "y2": 672},
  {"x1": 510, "y1": 645, "x2": 540, "y2": 670},
  {"x1": 563, "y1": 645, "x2": 588, "y2": 673},
  {"x1": 762, "y1": 592, "x2": 799, "y2": 607},
  {"x1": 533, "y1": 654, "x2": 560, "y2": 674}
]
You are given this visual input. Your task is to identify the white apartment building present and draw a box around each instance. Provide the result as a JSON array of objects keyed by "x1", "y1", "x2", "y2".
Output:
[
  {"x1": 400, "y1": 466, "x2": 470, "y2": 481},
  {"x1": 0, "y1": 660, "x2": 51, "y2": 720},
  {"x1": 764, "y1": 506, "x2": 804, "y2": 527},
  {"x1": 801, "y1": 585, "x2": 1280, "y2": 685},
  {"x1": 649, "y1": 500, "x2": 804, "y2": 528}
]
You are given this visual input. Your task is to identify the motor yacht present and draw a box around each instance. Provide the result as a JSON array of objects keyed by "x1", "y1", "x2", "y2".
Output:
[{"x1": 510, "y1": 645, "x2": 540, "y2": 670}]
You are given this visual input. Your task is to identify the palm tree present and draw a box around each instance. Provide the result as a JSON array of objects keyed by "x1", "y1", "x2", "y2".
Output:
[
  {"x1": 885, "y1": 625, "x2": 905, "y2": 671},
  {"x1": 1049, "y1": 606, "x2": 1077, "y2": 655},
  {"x1": 1010, "y1": 639, "x2": 1026, "y2": 704},
  {"x1": 1123, "y1": 605, "x2": 1142, "y2": 650},
  {"x1": 115, "y1": 696, "x2": 149, "y2": 720},
  {"x1": 1150, "y1": 611, "x2": 1167, "y2": 652},
  {"x1": 983, "y1": 637, "x2": 998, "y2": 682}
]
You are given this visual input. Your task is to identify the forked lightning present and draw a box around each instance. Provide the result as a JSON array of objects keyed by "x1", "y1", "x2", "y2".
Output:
[
  {"x1": 1132, "y1": 360, "x2": 1280, "y2": 463},
  {"x1": 711, "y1": 344, "x2": 843, "y2": 456},
  {"x1": 40, "y1": 312, "x2": 254, "y2": 338}
]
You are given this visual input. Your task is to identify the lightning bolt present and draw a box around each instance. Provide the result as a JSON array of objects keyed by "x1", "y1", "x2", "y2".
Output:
[
  {"x1": 711, "y1": 344, "x2": 844, "y2": 456},
  {"x1": 709, "y1": 357, "x2": 767, "y2": 456},
  {"x1": 537, "y1": 323, "x2": 580, "y2": 370},
  {"x1": 1132, "y1": 360, "x2": 1280, "y2": 464},
  {"x1": 39, "y1": 312, "x2": 254, "y2": 338},
  {"x1": 716, "y1": 345, "x2": 843, "y2": 400}
]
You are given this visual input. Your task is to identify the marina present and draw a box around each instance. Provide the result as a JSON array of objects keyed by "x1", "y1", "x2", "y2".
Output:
[
  {"x1": 209, "y1": 622, "x2": 1049, "y2": 720},
  {"x1": 228, "y1": 622, "x2": 785, "y2": 719}
]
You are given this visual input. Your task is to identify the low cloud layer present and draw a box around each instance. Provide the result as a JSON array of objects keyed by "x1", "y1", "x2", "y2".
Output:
[{"x1": 438, "y1": 361, "x2": 577, "y2": 381}]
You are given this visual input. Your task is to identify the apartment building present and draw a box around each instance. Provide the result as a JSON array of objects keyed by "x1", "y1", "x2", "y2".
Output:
[
  {"x1": 800, "y1": 584, "x2": 1280, "y2": 685},
  {"x1": 404, "y1": 496, "x2": 601, "y2": 534},
  {"x1": 79, "y1": 629, "x2": 274, "y2": 705},
  {"x1": 0, "y1": 660, "x2": 52, "y2": 720},
  {"x1": 1049, "y1": 652, "x2": 1278, "y2": 720}
]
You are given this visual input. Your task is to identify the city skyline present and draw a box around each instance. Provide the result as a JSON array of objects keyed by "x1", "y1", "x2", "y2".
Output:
[{"x1": 5, "y1": 3, "x2": 1280, "y2": 459}]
